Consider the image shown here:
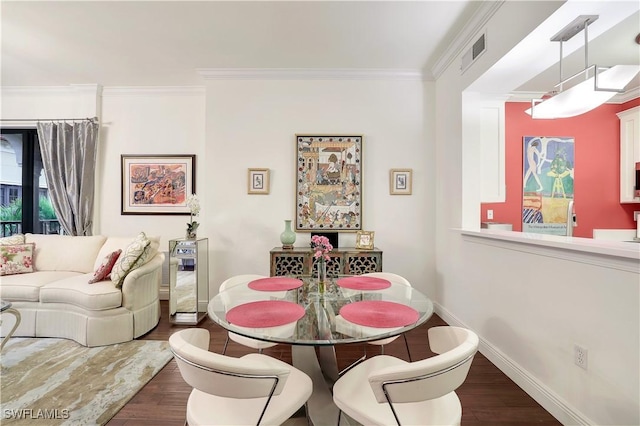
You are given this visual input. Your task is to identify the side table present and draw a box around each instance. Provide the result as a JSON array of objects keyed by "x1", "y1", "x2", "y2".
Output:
[{"x1": 1, "y1": 300, "x2": 21, "y2": 350}]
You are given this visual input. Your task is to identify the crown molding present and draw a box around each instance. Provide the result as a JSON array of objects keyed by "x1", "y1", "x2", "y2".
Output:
[
  {"x1": 2, "y1": 85, "x2": 101, "y2": 95},
  {"x1": 101, "y1": 86, "x2": 206, "y2": 96},
  {"x1": 197, "y1": 68, "x2": 423, "y2": 81},
  {"x1": 431, "y1": 1, "x2": 505, "y2": 79}
]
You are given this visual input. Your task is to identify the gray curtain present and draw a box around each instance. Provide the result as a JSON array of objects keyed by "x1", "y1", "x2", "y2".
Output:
[{"x1": 37, "y1": 119, "x2": 99, "y2": 236}]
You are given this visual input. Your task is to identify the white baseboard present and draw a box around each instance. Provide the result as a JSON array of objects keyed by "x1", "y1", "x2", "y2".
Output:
[
  {"x1": 159, "y1": 288, "x2": 169, "y2": 301},
  {"x1": 433, "y1": 302, "x2": 593, "y2": 426}
]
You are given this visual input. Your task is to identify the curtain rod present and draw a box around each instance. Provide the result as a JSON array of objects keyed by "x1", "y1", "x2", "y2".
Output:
[{"x1": 0, "y1": 117, "x2": 98, "y2": 122}]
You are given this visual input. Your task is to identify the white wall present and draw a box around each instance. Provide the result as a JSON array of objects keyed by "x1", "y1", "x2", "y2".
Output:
[
  {"x1": 204, "y1": 78, "x2": 435, "y2": 295},
  {"x1": 97, "y1": 87, "x2": 206, "y2": 247},
  {"x1": 436, "y1": 1, "x2": 639, "y2": 425}
]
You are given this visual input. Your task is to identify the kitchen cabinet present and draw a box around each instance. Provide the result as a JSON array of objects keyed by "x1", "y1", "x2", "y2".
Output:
[{"x1": 618, "y1": 106, "x2": 640, "y2": 203}]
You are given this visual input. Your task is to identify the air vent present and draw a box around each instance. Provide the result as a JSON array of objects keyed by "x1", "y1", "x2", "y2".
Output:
[{"x1": 461, "y1": 33, "x2": 486, "y2": 74}]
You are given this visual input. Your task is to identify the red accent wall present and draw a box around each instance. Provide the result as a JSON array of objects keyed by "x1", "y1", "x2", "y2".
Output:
[{"x1": 481, "y1": 98, "x2": 640, "y2": 238}]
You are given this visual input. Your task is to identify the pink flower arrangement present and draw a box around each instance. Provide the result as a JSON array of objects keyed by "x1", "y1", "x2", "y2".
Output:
[{"x1": 311, "y1": 235, "x2": 333, "y2": 262}]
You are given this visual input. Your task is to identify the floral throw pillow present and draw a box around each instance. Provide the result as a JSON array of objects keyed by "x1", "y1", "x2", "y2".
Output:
[
  {"x1": 111, "y1": 232, "x2": 151, "y2": 289},
  {"x1": 89, "y1": 249, "x2": 122, "y2": 284},
  {"x1": 0, "y1": 243, "x2": 35, "y2": 276}
]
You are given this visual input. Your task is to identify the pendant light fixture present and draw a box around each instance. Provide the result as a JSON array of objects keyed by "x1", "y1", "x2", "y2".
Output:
[{"x1": 525, "y1": 15, "x2": 640, "y2": 119}]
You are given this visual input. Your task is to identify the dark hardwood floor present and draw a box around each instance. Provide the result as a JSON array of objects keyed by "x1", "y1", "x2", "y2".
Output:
[{"x1": 108, "y1": 301, "x2": 560, "y2": 425}]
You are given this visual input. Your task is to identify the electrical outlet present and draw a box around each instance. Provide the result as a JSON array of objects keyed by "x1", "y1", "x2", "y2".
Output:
[
  {"x1": 574, "y1": 344, "x2": 588, "y2": 370},
  {"x1": 487, "y1": 210, "x2": 494, "y2": 220}
]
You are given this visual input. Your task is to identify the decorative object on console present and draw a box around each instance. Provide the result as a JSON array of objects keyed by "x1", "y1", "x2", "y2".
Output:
[
  {"x1": 185, "y1": 193, "x2": 200, "y2": 239},
  {"x1": 248, "y1": 168, "x2": 270, "y2": 194},
  {"x1": 312, "y1": 231, "x2": 338, "y2": 248},
  {"x1": 311, "y1": 234, "x2": 333, "y2": 293},
  {"x1": 121, "y1": 154, "x2": 196, "y2": 215},
  {"x1": 280, "y1": 219, "x2": 296, "y2": 249},
  {"x1": 296, "y1": 134, "x2": 363, "y2": 231},
  {"x1": 355, "y1": 231, "x2": 374, "y2": 250},
  {"x1": 389, "y1": 169, "x2": 412, "y2": 195},
  {"x1": 88, "y1": 249, "x2": 122, "y2": 283},
  {"x1": 0, "y1": 243, "x2": 35, "y2": 276}
]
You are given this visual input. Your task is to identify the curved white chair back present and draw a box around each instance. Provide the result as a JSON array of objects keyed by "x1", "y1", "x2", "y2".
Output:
[
  {"x1": 170, "y1": 328, "x2": 291, "y2": 399},
  {"x1": 219, "y1": 274, "x2": 267, "y2": 292},
  {"x1": 368, "y1": 326, "x2": 479, "y2": 404},
  {"x1": 361, "y1": 272, "x2": 411, "y2": 287}
]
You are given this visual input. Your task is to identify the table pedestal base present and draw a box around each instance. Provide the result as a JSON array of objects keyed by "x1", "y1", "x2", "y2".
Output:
[
  {"x1": 292, "y1": 345, "x2": 340, "y2": 426},
  {"x1": 1, "y1": 307, "x2": 21, "y2": 350}
]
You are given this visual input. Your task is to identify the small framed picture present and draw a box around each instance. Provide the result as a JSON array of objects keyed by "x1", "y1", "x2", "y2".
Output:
[
  {"x1": 248, "y1": 168, "x2": 270, "y2": 194},
  {"x1": 390, "y1": 169, "x2": 412, "y2": 195},
  {"x1": 355, "y1": 230, "x2": 374, "y2": 250}
]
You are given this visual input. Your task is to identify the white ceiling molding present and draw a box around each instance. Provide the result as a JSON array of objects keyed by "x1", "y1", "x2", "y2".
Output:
[
  {"x1": 196, "y1": 68, "x2": 423, "y2": 81},
  {"x1": 101, "y1": 86, "x2": 206, "y2": 96},
  {"x1": 430, "y1": 1, "x2": 504, "y2": 80}
]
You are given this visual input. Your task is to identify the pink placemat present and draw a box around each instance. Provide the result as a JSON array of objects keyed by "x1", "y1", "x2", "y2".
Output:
[
  {"x1": 226, "y1": 300, "x2": 305, "y2": 328},
  {"x1": 248, "y1": 277, "x2": 303, "y2": 291},
  {"x1": 339, "y1": 301, "x2": 419, "y2": 328},
  {"x1": 337, "y1": 276, "x2": 391, "y2": 290}
]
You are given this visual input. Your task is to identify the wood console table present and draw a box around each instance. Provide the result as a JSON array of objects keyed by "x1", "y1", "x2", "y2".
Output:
[{"x1": 270, "y1": 247, "x2": 382, "y2": 276}]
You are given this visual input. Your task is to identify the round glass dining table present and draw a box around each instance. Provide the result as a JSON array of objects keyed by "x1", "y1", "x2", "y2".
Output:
[{"x1": 207, "y1": 275, "x2": 434, "y2": 425}]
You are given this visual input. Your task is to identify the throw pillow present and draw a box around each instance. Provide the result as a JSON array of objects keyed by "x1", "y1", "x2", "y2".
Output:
[
  {"x1": 111, "y1": 232, "x2": 151, "y2": 289},
  {"x1": 0, "y1": 234, "x2": 25, "y2": 246},
  {"x1": 88, "y1": 249, "x2": 122, "y2": 284},
  {"x1": 0, "y1": 243, "x2": 35, "y2": 276}
]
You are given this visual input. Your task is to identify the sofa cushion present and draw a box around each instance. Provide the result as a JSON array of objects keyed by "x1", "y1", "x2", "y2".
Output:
[
  {"x1": 0, "y1": 270, "x2": 81, "y2": 301},
  {"x1": 25, "y1": 234, "x2": 107, "y2": 273},
  {"x1": 40, "y1": 275, "x2": 123, "y2": 311},
  {"x1": 0, "y1": 234, "x2": 25, "y2": 245},
  {"x1": 0, "y1": 243, "x2": 35, "y2": 276},
  {"x1": 110, "y1": 232, "x2": 159, "y2": 289},
  {"x1": 89, "y1": 249, "x2": 122, "y2": 284}
]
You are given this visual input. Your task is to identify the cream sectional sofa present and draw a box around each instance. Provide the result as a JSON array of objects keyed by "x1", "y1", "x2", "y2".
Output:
[{"x1": 0, "y1": 233, "x2": 163, "y2": 347}]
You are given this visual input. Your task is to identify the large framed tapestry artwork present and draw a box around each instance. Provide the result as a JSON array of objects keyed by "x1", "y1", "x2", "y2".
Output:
[
  {"x1": 295, "y1": 134, "x2": 362, "y2": 231},
  {"x1": 522, "y1": 136, "x2": 574, "y2": 235},
  {"x1": 121, "y1": 154, "x2": 196, "y2": 215}
]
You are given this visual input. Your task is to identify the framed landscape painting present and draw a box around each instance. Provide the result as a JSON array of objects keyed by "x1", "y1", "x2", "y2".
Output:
[
  {"x1": 121, "y1": 154, "x2": 195, "y2": 215},
  {"x1": 295, "y1": 134, "x2": 362, "y2": 231}
]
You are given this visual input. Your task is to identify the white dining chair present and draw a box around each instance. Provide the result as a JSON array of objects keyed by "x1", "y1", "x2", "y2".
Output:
[
  {"x1": 361, "y1": 272, "x2": 413, "y2": 361},
  {"x1": 169, "y1": 328, "x2": 313, "y2": 426},
  {"x1": 219, "y1": 274, "x2": 278, "y2": 354},
  {"x1": 333, "y1": 326, "x2": 479, "y2": 426}
]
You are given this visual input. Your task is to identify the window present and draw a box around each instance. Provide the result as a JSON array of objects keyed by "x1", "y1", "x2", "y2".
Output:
[{"x1": 0, "y1": 128, "x2": 59, "y2": 236}]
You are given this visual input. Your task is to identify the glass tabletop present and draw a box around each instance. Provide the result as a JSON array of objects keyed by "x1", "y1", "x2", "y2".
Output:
[{"x1": 207, "y1": 276, "x2": 434, "y2": 346}]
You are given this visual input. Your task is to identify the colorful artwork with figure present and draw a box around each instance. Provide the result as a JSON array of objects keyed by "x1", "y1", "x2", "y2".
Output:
[
  {"x1": 296, "y1": 135, "x2": 362, "y2": 231},
  {"x1": 522, "y1": 136, "x2": 575, "y2": 235},
  {"x1": 121, "y1": 155, "x2": 195, "y2": 215}
]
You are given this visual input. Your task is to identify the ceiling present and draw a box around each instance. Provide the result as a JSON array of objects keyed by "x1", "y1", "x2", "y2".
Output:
[
  {"x1": 1, "y1": 1, "x2": 638, "y2": 96},
  {"x1": 1, "y1": 0, "x2": 481, "y2": 87}
]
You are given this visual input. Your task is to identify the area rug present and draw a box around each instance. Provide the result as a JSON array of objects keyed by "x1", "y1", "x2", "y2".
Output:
[{"x1": 1, "y1": 337, "x2": 173, "y2": 425}]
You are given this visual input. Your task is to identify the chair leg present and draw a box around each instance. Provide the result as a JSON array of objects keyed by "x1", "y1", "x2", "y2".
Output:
[
  {"x1": 380, "y1": 345, "x2": 385, "y2": 355},
  {"x1": 258, "y1": 348, "x2": 263, "y2": 354},
  {"x1": 403, "y1": 333, "x2": 412, "y2": 362},
  {"x1": 222, "y1": 335, "x2": 229, "y2": 355},
  {"x1": 337, "y1": 409, "x2": 342, "y2": 426}
]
